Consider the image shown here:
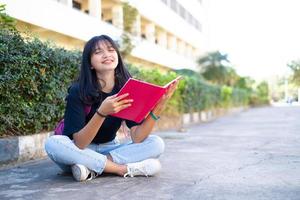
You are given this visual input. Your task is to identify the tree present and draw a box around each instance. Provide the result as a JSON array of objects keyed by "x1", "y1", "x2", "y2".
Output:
[
  {"x1": 225, "y1": 67, "x2": 240, "y2": 86},
  {"x1": 235, "y1": 76, "x2": 255, "y2": 92},
  {"x1": 256, "y1": 81, "x2": 269, "y2": 98},
  {"x1": 287, "y1": 60, "x2": 300, "y2": 86},
  {"x1": 197, "y1": 51, "x2": 238, "y2": 85}
]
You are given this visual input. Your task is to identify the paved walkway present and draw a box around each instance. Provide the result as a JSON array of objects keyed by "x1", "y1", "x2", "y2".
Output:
[{"x1": 0, "y1": 106, "x2": 300, "y2": 200}]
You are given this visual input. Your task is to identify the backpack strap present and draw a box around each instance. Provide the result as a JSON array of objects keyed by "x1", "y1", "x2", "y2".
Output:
[
  {"x1": 84, "y1": 105, "x2": 91, "y2": 115},
  {"x1": 54, "y1": 105, "x2": 92, "y2": 135}
]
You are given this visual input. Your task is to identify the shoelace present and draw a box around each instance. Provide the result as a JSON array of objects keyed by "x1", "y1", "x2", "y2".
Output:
[
  {"x1": 124, "y1": 166, "x2": 148, "y2": 178},
  {"x1": 86, "y1": 171, "x2": 98, "y2": 181}
]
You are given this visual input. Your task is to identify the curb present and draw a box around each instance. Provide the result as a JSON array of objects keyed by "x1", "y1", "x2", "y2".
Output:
[{"x1": 0, "y1": 132, "x2": 52, "y2": 166}]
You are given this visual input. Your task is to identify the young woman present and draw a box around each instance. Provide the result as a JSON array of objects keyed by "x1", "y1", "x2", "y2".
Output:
[{"x1": 45, "y1": 35, "x2": 179, "y2": 181}]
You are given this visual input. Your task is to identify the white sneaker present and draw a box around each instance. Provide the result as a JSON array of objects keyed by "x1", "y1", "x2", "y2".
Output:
[
  {"x1": 124, "y1": 159, "x2": 161, "y2": 178},
  {"x1": 71, "y1": 164, "x2": 97, "y2": 181}
]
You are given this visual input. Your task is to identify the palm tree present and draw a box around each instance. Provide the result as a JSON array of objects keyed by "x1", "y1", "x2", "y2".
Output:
[{"x1": 197, "y1": 51, "x2": 230, "y2": 85}]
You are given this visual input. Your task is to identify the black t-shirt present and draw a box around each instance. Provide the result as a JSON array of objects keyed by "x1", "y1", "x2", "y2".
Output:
[{"x1": 63, "y1": 83, "x2": 140, "y2": 144}]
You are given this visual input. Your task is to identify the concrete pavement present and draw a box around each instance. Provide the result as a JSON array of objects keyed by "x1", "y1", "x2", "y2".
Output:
[{"x1": 0, "y1": 106, "x2": 300, "y2": 200}]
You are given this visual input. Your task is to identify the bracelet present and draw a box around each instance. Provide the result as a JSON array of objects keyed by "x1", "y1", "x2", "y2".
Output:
[
  {"x1": 149, "y1": 111, "x2": 160, "y2": 121},
  {"x1": 96, "y1": 110, "x2": 107, "y2": 118}
]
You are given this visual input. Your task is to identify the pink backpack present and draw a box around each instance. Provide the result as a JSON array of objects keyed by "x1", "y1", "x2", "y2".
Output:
[{"x1": 54, "y1": 106, "x2": 91, "y2": 135}]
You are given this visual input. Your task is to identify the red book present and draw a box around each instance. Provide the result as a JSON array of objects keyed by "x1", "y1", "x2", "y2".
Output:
[{"x1": 111, "y1": 76, "x2": 181, "y2": 123}]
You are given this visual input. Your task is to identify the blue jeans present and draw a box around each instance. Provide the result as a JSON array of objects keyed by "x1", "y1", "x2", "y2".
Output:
[{"x1": 44, "y1": 135, "x2": 165, "y2": 174}]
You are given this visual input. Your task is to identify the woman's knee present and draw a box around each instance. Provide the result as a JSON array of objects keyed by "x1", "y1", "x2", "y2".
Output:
[
  {"x1": 44, "y1": 135, "x2": 71, "y2": 157},
  {"x1": 147, "y1": 135, "x2": 165, "y2": 155},
  {"x1": 44, "y1": 135, "x2": 74, "y2": 172}
]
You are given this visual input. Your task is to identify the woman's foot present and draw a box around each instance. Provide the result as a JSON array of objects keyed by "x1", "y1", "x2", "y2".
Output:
[
  {"x1": 124, "y1": 159, "x2": 161, "y2": 177},
  {"x1": 71, "y1": 164, "x2": 97, "y2": 181}
]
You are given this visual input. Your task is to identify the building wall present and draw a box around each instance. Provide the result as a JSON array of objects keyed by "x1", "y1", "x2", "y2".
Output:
[{"x1": 1, "y1": 0, "x2": 206, "y2": 71}]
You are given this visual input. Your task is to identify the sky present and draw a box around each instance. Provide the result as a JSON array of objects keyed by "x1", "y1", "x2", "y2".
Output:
[{"x1": 205, "y1": 0, "x2": 300, "y2": 81}]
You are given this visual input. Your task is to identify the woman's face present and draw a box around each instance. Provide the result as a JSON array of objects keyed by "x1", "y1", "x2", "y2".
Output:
[{"x1": 90, "y1": 40, "x2": 118, "y2": 73}]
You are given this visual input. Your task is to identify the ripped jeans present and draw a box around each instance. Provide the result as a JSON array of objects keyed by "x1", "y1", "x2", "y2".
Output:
[{"x1": 44, "y1": 135, "x2": 165, "y2": 174}]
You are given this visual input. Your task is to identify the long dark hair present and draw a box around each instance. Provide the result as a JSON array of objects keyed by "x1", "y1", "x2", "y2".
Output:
[{"x1": 78, "y1": 35, "x2": 131, "y2": 104}]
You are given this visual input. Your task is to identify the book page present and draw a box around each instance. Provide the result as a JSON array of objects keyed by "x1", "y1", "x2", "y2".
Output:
[{"x1": 163, "y1": 76, "x2": 182, "y2": 89}]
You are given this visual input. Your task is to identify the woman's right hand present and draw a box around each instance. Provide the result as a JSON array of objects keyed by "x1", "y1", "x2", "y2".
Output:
[
  {"x1": 151, "y1": 80, "x2": 179, "y2": 116},
  {"x1": 97, "y1": 93, "x2": 133, "y2": 116}
]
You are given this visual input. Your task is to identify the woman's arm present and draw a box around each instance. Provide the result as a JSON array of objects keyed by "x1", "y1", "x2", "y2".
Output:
[
  {"x1": 73, "y1": 93, "x2": 133, "y2": 149},
  {"x1": 130, "y1": 81, "x2": 179, "y2": 143},
  {"x1": 73, "y1": 112, "x2": 106, "y2": 149}
]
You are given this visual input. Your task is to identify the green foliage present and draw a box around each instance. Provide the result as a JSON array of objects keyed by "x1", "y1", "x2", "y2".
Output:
[
  {"x1": 221, "y1": 86, "x2": 232, "y2": 108},
  {"x1": 198, "y1": 51, "x2": 243, "y2": 87},
  {"x1": 128, "y1": 64, "x2": 250, "y2": 113},
  {"x1": 197, "y1": 51, "x2": 268, "y2": 107},
  {"x1": 1, "y1": 29, "x2": 256, "y2": 137},
  {"x1": 288, "y1": 60, "x2": 300, "y2": 86},
  {"x1": 119, "y1": 33, "x2": 134, "y2": 59},
  {"x1": 174, "y1": 69, "x2": 204, "y2": 80},
  {"x1": 122, "y1": 2, "x2": 138, "y2": 33},
  {"x1": 180, "y1": 76, "x2": 204, "y2": 112},
  {"x1": 0, "y1": 4, "x2": 16, "y2": 30},
  {"x1": 119, "y1": 2, "x2": 138, "y2": 59},
  {"x1": 198, "y1": 51, "x2": 230, "y2": 84},
  {"x1": 249, "y1": 81, "x2": 270, "y2": 106},
  {"x1": 225, "y1": 67, "x2": 240, "y2": 86},
  {"x1": 232, "y1": 88, "x2": 249, "y2": 106},
  {"x1": 235, "y1": 76, "x2": 254, "y2": 91},
  {"x1": 127, "y1": 64, "x2": 183, "y2": 115},
  {"x1": 198, "y1": 51, "x2": 229, "y2": 69},
  {"x1": 0, "y1": 29, "x2": 81, "y2": 137},
  {"x1": 256, "y1": 81, "x2": 269, "y2": 97}
]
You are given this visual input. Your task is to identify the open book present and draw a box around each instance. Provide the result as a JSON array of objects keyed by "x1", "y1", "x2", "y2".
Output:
[{"x1": 111, "y1": 76, "x2": 181, "y2": 123}]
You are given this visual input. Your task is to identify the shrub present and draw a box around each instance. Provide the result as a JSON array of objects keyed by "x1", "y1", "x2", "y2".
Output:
[{"x1": 0, "y1": 29, "x2": 81, "y2": 137}]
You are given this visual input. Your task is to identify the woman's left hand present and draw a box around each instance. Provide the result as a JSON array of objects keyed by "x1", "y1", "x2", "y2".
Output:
[{"x1": 151, "y1": 80, "x2": 180, "y2": 117}]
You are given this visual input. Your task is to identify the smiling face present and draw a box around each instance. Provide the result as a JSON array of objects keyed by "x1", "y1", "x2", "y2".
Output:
[{"x1": 90, "y1": 40, "x2": 118, "y2": 73}]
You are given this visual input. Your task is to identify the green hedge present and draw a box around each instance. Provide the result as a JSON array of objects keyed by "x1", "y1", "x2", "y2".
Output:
[
  {"x1": 0, "y1": 29, "x2": 81, "y2": 136},
  {"x1": 0, "y1": 29, "x2": 251, "y2": 137}
]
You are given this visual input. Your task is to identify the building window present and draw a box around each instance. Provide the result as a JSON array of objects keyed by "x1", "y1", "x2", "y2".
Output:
[
  {"x1": 179, "y1": 5, "x2": 185, "y2": 18},
  {"x1": 72, "y1": 0, "x2": 81, "y2": 10},
  {"x1": 170, "y1": 0, "x2": 177, "y2": 12},
  {"x1": 163, "y1": 0, "x2": 202, "y2": 32},
  {"x1": 161, "y1": 0, "x2": 168, "y2": 5},
  {"x1": 106, "y1": 19, "x2": 113, "y2": 24}
]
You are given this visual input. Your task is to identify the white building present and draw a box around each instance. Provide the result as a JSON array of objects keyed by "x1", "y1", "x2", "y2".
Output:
[{"x1": 1, "y1": 0, "x2": 207, "y2": 71}]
